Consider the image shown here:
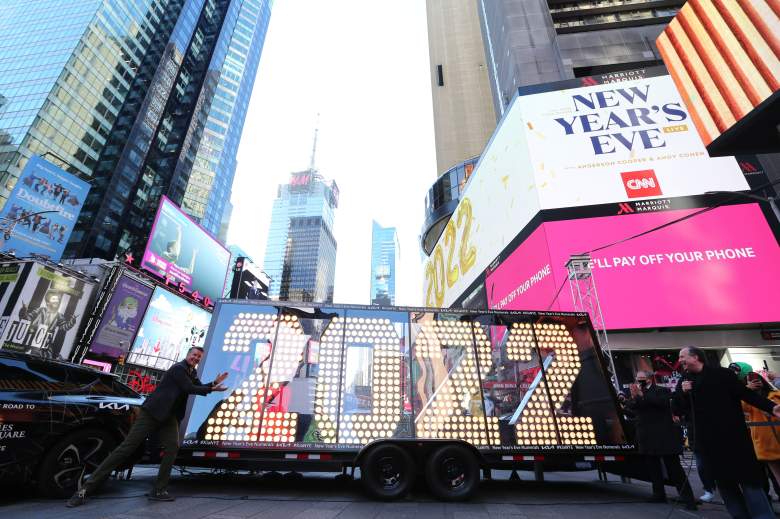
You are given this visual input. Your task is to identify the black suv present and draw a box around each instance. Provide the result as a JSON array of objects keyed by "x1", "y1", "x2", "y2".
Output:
[{"x1": 0, "y1": 351, "x2": 144, "y2": 497}]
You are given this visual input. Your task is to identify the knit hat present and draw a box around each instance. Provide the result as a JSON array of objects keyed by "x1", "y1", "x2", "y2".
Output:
[{"x1": 729, "y1": 361, "x2": 753, "y2": 381}]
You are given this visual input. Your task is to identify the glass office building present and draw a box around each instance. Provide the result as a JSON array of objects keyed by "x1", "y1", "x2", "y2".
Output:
[
  {"x1": 262, "y1": 171, "x2": 339, "y2": 303},
  {"x1": 0, "y1": 0, "x2": 273, "y2": 261},
  {"x1": 370, "y1": 220, "x2": 399, "y2": 306}
]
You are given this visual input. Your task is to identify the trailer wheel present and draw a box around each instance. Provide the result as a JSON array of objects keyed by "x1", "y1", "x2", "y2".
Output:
[
  {"x1": 360, "y1": 444, "x2": 415, "y2": 500},
  {"x1": 425, "y1": 444, "x2": 480, "y2": 501}
]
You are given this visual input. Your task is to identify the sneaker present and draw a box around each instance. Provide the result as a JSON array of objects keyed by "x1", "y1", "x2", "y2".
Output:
[
  {"x1": 148, "y1": 489, "x2": 175, "y2": 502},
  {"x1": 700, "y1": 491, "x2": 715, "y2": 503},
  {"x1": 66, "y1": 489, "x2": 87, "y2": 508}
]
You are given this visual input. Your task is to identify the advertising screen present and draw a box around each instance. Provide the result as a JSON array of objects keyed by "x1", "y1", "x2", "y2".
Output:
[
  {"x1": 0, "y1": 261, "x2": 95, "y2": 359},
  {"x1": 0, "y1": 155, "x2": 90, "y2": 260},
  {"x1": 422, "y1": 70, "x2": 748, "y2": 308},
  {"x1": 127, "y1": 287, "x2": 211, "y2": 370},
  {"x1": 88, "y1": 274, "x2": 154, "y2": 358},
  {"x1": 486, "y1": 203, "x2": 780, "y2": 329},
  {"x1": 141, "y1": 196, "x2": 230, "y2": 303}
]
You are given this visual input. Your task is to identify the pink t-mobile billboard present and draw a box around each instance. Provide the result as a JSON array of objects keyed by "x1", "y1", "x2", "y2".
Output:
[{"x1": 486, "y1": 204, "x2": 780, "y2": 329}]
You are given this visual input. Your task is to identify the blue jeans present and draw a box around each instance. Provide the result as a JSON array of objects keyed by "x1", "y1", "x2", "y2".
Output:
[{"x1": 717, "y1": 481, "x2": 775, "y2": 519}]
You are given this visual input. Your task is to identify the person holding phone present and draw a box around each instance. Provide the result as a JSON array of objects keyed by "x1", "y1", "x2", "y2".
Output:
[
  {"x1": 626, "y1": 370, "x2": 696, "y2": 509},
  {"x1": 674, "y1": 347, "x2": 780, "y2": 519},
  {"x1": 67, "y1": 346, "x2": 229, "y2": 507},
  {"x1": 744, "y1": 372, "x2": 780, "y2": 494}
]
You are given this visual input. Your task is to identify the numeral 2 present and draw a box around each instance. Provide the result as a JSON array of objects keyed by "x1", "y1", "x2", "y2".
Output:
[
  {"x1": 205, "y1": 313, "x2": 306, "y2": 443},
  {"x1": 507, "y1": 322, "x2": 596, "y2": 445}
]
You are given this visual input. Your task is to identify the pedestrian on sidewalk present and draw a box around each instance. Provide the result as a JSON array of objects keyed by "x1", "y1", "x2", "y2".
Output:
[
  {"x1": 743, "y1": 371, "x2": 780, "y2": 500},
  {"x1": 674, "y1": 347, "x2": 780, "y2": 519},
  {"x1": 626, "y1": 370, "x2": 696, "y2": 510},
  {"x1": 67, "y1": 346, "x2": 228, "y2": 507}
]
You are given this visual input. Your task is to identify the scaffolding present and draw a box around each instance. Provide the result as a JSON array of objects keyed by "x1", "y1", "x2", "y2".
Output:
[{"x1": 565, "y1": 254, "x2": 618, "y2": 390}]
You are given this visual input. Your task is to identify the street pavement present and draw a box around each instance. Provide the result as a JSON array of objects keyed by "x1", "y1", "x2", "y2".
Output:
[{"x1": 0, "y1": 464, "x2": 765, "y2": 518}]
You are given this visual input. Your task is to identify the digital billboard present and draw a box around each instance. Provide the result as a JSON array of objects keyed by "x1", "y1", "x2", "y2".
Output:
[
  {"x1": 657, "y1": 0, "x2": 780, "y2": 155},
  {"x1": 422, "y1": 70, "x2": 748, "y2": 308},
  {"x1": 486, "y1": 203, "x2": 780, "y2": 329},
  {"x1": 0, "y1": 261, "x2": 95, "y2": 359},
  {"x1": 127, "y1": 287, "x2": 211, "y2": 370},
  {"x1": 141, "y1": 196, "x2": 230, "y2": 303},
  {"x1": 88, "y1": 273, "x2": 154, "y2": 358},
  {"x1": 0, "y1": 155, "x2": 90, "y2": 260}
]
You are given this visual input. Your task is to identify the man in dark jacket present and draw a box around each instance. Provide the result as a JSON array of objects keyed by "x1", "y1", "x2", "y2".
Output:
[
  {"x1": 67, "y1": 346, "x2": 227, "y2": 507},
  {"x1": 674, "y1": 347, "x2": 780, "y2": 519},
  {"x1": 626, "y1": 370, "x2": 696, "y2": 509}
]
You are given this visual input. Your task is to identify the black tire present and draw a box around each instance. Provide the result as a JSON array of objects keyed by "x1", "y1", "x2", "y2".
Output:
[
  {"x1": 37, "y1": 428, "x2": 116, "y2": 498},
  {"x1": 360, "y1": 443, "x2": 416, "y2": 500},
  {"x1": 424, "y1": 444, "x2": 480, "y2": 501}
]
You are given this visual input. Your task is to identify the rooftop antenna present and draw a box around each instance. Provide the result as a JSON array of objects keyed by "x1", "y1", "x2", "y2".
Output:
[{"x1": 309, "y1": 113, "x2": 320, "y2": 172}]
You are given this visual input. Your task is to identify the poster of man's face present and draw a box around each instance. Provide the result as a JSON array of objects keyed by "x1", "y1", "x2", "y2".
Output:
[{"x1": 0, "y1": 261, "x2": 95, "y2": 359}]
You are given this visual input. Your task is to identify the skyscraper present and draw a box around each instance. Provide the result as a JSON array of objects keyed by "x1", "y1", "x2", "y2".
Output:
[
  {"x1": 369, "y1": 221, "x2": 399, "y2": 306},
  {"x1": 0, "y1": 0, "x2": 273, "y2": 261},
  {"x1": 426, "y1": 0, "x2": 496, "y2": 177},
  {"x1": 263, "y1": 168, "x2": 339, "y2": 303}
]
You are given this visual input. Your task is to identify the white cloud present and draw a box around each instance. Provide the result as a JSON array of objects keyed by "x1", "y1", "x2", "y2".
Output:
[{"x1": 148, "y1": 292, "x2": 174, "y2": 313}]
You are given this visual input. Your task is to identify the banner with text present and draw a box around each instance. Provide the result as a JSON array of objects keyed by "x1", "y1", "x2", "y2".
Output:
[
  {"x1": 0, "y1": 155, "x2": 90, "y2": 260},
  {"x1": 486, "y1": 203, "x2": 780, "y2": 329},
  {"x1": 423, "y1": 70, "x2": 749, "y2": 308}
]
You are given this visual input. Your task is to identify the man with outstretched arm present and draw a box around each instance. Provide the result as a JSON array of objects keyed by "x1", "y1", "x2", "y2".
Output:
[
  {"x1": 673, "y1": 347, "x2": 780, "y2": 519},
  {"x1": 67, "y1": 346, "x2": 228, "y2": 507}
]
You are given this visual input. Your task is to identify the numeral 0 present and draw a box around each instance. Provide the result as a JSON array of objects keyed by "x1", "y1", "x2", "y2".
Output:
[
  {"x1": 314, "y1": 317, "x2": 403, "y2": 444},
  {"x1": 507, "y1": 323, "x2": 596, "y2": 446},
  {"x1": 414, "y1": 320, "x2": 500, "y2": 446}
]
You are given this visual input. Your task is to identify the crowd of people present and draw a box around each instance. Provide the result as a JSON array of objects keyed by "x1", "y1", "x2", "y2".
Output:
[{"x1": 621, "y1": 346, "x2": 780, "y2": 518}]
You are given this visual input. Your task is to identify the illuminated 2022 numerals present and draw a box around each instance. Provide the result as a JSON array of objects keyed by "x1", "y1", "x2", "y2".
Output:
[
  {"x1": 204, "y1": 313, "x2": 305, "y2": 443},
  {"x1": 507, "y1": 322, "x2": 596, "y2": 446},
  {"x1": 314, "y1": 317, "x2": 403, "y2": 444},
  {"x1": 414, "y1": 320, "x2": 500, "y2": 446}
]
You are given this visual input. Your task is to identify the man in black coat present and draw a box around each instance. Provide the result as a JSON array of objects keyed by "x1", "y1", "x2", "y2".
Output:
[
  {"x1": 67, "y1": 346, "x2": 228, "y2": 507},
  {"x1": 674, "y1": 347, "x2": 780, "y2": 519},
  {"x1": 626, "y1": 370, "x2": 696, "y2": 509}
]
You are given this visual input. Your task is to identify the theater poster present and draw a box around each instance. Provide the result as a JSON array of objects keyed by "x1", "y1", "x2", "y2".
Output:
[
  {"x1": 88, "y1": 273, "x2": 154, "y2": 358},
  {"x1": 0, "y1": 261, "x2": 95, "y2": 359}
]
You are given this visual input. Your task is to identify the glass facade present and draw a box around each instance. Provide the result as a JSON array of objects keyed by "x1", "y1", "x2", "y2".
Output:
[
  {"x1": 370, "y1": 221, "x2": 399, "y2": 306},
  {"x1": 262, "y1": 171, "x2": 339, "y2": 303},
  {"x1": 0, "y1": 0, "x2": 273, "y2": 261},
  {"x1": 421, "y1": 156, "x2": 478, "y2": 255}
]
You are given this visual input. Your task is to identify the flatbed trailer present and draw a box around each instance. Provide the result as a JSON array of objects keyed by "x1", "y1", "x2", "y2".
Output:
[{"x1": 177, "y1": 301, "x2": 634, "y2": 500}]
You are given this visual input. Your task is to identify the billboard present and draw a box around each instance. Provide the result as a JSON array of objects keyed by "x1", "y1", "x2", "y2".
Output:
[
  {"x1": 88, "y1": 273, "x2": 154, "y2": 358},
  {"x1": 486, "y1": 203, "x2": 780, "y2": 329},
  {"x1": 0, "y1": 155, "x2": 90, "y2": 260},
  {"x1": 126, "y1": 287, "x2": 211, "y2": 370},
  {"x1": 0, "y1": 261, "x2": 95, "y2": 359},
  {"x1": 423, "y1": 70, "x2": 748, "y2": 308},
  {"x1": 141, "y1": 196, "x2": 230, "y2": 304},
  {"x1": 657, "y1": 1, "x2": 780, "y2": 155}
]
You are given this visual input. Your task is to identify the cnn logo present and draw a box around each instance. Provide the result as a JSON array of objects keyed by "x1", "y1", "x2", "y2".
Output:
[{"x1": 621, "y1": 170, "x2": 662, "y2": 198}]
